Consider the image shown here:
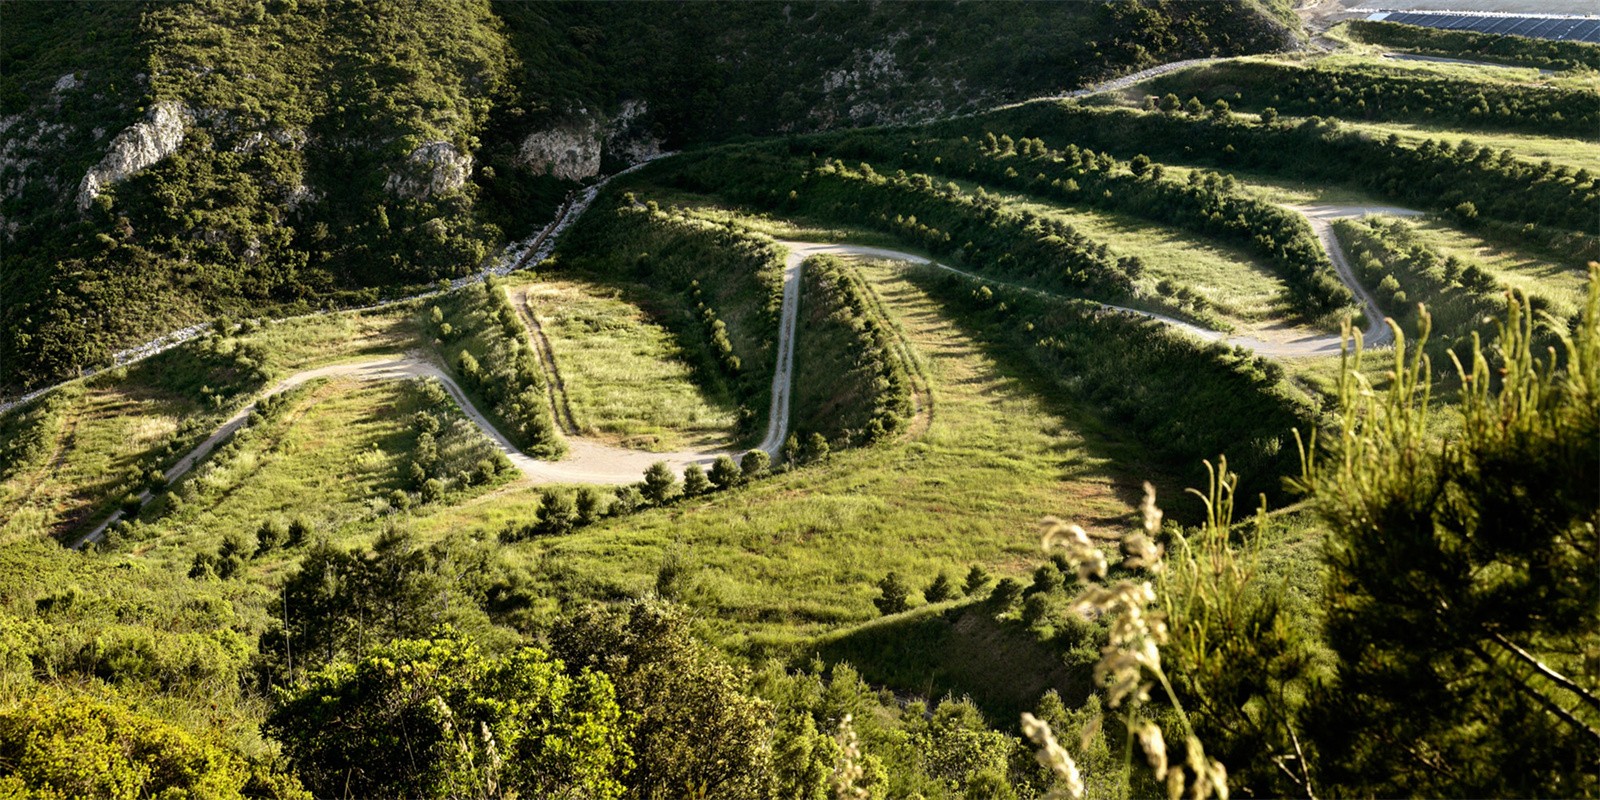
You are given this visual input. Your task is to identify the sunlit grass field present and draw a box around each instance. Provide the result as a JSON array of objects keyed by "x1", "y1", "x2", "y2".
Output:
[
  {"x1": 1405, "y1": 218, "x2": 1592, "y2": 318},
  {"x1": 0, "y1": 383, "x2": 195, "y2": 543},
  {"x1": 517, "y1": 277, "x2": 739, "y2": 451},
  {"x1": 129, "y1": 376, "x2": 511, "y2": 576},
  {"x1": 1332, "y1": 119, "x2": 1599, "y2": 173},
  {"x1": 999, "y1": 193, "x2": 1317, "y2": 333},
  {"x1": 410, "y1": 257, "x2": 1149, "y2": 652}
]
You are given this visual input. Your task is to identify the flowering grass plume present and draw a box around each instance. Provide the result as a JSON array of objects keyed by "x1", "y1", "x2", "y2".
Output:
[
  {"x1": 1027, "y1": 481, "x2": 1229, "y2": 800},
  {"x1": 831, "y1": 713, "x2": 869, "y2": 800}
]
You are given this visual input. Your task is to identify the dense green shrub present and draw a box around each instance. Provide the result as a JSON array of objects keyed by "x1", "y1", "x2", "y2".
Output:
[
  {"x1": 268, "y1": 632, "x2": 628, "y2": 800},
  {"x1": 1300, "y1": 279, "x2": 1599, "y2": 796},
  {"x1": 682, "y1": 463, "x2": 712, "y2": 496},
  {"x1": 1145, "y1": 60, "x2": 1599, "y2": 137},
  {"x1": 793, "y1": 256, "x2": 916, "y2": 447},
  {"x1": 1345, "y1": 20, "x2": 1600, "y2": 72},
  {"x1": 0, "y1": 687, "x2": 303, "y2": 800},
  {"x1": 740, "y1": 449, "x2": 772, "y2": 480},
  {"x1": 641, "y1": 461, "x2": 679, "y2": 505},
  {"x1": 709, "y1": 455, "x2": 741, "y2": 490},
  {"x1": 874, "y1": 572, "x2": 913, "y2": 615}
]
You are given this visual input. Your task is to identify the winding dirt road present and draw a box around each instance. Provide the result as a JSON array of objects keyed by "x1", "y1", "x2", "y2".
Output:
[
  {"x1": 74, "y1": 243, "x2": 808, "y2": 545},
  {"x1": 796, "y1": 205, "x2": 1417, "y2": 358},
  {"x1": 74, "y1": 211, "x2": 1412, "y2": 546}
]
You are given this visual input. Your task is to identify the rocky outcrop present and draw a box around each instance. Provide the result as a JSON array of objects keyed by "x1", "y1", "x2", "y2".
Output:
[
  {"x1": 517, "y1": 102, "x2": 664, "y2": 181},
  {"x1": 384, "y1": 140, "x2": 473, "y2": 199},
  {"x1": 516, "y1": 112, "x2": 602, "y2": 181},
  {"x1": 75, "y1": 100, "x2": 189, "y2": 210},
  {"x1": 604, "y1": 100, "x2": 663, "y2": 164}
]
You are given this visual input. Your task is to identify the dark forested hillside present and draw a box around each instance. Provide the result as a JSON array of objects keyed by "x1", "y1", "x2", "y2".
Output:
[{"x1": 0, "y1": 0, "x2": 1293, "y2": 394}]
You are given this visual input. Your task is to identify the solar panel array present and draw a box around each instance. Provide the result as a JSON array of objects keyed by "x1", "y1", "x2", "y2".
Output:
[{"x1": 1377, "y1": 11, "x2": 1600, "y2": 43}]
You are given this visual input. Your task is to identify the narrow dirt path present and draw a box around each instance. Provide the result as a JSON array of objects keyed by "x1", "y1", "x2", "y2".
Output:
[
  {"x1": 1, "y1": 158, "x2": 666, "y2": 418},
  {"x1": 786, "y1": 205, "x2": 1417, "y2": 357},
  {"x1": 73, "y1": 244, "x2": 806, "y2": 545},
  {"x1": 1293, "y1": 203, "x2": 1424, "y2": 350},
  {"x1": 509, "y1": 287, "x2": 581, "y2": 436}
]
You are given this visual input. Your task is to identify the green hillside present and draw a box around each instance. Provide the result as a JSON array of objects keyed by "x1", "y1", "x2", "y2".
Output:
[
  {"x1": 1, "y1": 0, "x2": 1292, "y2": 394},
  {"x1": 1, "y1": 6, "x2": 1595, "y2": 799}
]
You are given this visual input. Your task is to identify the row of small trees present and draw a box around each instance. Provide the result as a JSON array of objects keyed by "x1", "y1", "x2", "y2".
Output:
[
  {"x1": 394, "y1": 380, "x2": 516, "y2": 510},
  {"x1": 794, "y1": 257, "x2": 916, "y2": 445},
  {"x1": 505, "y1": 434, "x2": 832, "y2": 541},
  {"x1": 660, "y1": 149, "x2": 1142, "y2": 302},
  {"x1": 1347, "y1": 19, "x2": 1600, "y2": 73},
  {"x1": 429, "y1": 277, "x2": 565, "y2": 458},
  {"x1": 559, "y1": 201, "x2": 790, "y2": 440},
  {"x1": 873, "y1": 564, "x2": 995, "y2": 614},
  {"x1": 1146, "y1": 60, "x2": 1598, "y2": 138},
  {"x1": 971, "y1": 102, "x2": 1597, "y2": 238},
  {"x1": 812, "y1": 129, "x2": 1354, "y2": 318}
]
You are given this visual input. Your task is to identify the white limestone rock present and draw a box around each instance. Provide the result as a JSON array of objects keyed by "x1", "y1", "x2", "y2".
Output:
[
  {"x1": 76, "y1": 100, "x2": 190, "y2": 210},
  {"x1": 516, "y1": 112, "x2": 601, "y2": 181},
  {"x1": 385, "y1": 140, "x2": 473, "y2": 199},
  {"x1": 604, "y1": 100, "x2": 663, "y2": 164}
]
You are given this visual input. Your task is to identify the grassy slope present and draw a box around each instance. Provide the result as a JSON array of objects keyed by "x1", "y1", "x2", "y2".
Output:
[
  {"x1": 1, "y1": 0, "x2": 515, "y2": 393},
  {"x1": 999, "y1": 192, "x2": 1315, "y2": 334},
  {"x1": 1339, "y1": 119, "x2": 1600, "y2": 174},
  {"x1": 0, "y1": 305, "x2": 419, "y2": 544},
  {"x1": 1406, "y1": 218, "x2": 1591, "y2": 319},
  {"x1": 123, "y1": 376, "x2": 513, "y2": 576},
  {"x1": 792, "y1": 255, "x2": 919, "y2": 447},
  {"x1": 411, "y1": 258, "x2": 1148, "y2": 650},
  {"x1": 518, "y1": 276, "x2": 739, "y2": 451},
  {"x1": 5, "y1": 0, "x2": 1290, "y2": 394}
]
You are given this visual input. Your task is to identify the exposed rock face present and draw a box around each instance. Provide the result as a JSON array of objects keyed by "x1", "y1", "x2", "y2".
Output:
[
  {"x1": 385, "y1": 140, "x2": 473, "y2": 199},
  {"x1": 76, "y1": 100, "x2": 189, "y2": 210},
  {"x1": 604, "y1": 100, "x2": 663, "y2": 164},
  {"x1": 517, "y1": 112, "x2": 602, "y2": 181},
  {"x1": 52, "y1": 73, "x2": 81, "y2": 94}
]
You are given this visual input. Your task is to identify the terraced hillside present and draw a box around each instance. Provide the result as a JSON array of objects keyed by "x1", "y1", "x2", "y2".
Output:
[{"x1": 1, "y1": 11, "x2": 1595, "y2": 800}]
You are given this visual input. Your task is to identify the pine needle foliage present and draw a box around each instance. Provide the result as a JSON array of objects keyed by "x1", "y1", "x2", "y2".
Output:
[{"x1": 1297, "y1": 270, "x2": 1600, "y2": 797}]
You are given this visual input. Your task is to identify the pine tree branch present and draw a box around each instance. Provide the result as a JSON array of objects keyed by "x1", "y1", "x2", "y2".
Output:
[
  {"x1": 1485, "y1": 629, "x2": 1600, "y2": 715},
  {"x1": 1470, "y1": 641, "x2": 1600, "y2": 745}
]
